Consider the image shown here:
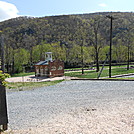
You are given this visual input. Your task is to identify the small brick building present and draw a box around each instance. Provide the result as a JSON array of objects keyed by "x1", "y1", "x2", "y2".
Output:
[{"x1": 35, "y1": 52, "x2": 64, "y2": 77}]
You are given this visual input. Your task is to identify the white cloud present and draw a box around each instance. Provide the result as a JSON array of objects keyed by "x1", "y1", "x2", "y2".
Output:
[
  {"x1": 99, "y1": 3, "x2": 107, "y2": 8},
  {"x1": 0, "y1": 1, "x2": 19, "y2": 22}
]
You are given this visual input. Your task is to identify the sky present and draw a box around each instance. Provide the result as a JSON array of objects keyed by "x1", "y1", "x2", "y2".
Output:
[{"x1": 0, "y1": 0, "x2": 134, "y2": 22}]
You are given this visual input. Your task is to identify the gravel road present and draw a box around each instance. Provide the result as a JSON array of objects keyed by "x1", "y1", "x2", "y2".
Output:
[{"x1": 6, "y1": 80, "x2": 134, "y2": 134}]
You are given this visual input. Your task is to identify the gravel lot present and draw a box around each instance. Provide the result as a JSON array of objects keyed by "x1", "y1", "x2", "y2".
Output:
[{"x1": 6, "y1": 80, "x2": 134, "y2": 134}]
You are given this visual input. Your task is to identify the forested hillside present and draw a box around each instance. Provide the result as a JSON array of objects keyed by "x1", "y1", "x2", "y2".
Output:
[{"x1": 0, "y1": 12, "x2": 134, "y2": 74}]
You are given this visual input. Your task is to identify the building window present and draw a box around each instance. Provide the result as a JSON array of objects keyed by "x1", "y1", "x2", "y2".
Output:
[
  {"x1": 58, "y1": 66, "x2": 63, "y2": 70},
  {"x1": 51, "y1": 66, "x2": 56, "y2": 71}
]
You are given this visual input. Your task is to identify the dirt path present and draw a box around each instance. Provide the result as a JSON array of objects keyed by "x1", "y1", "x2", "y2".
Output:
[{"x1": 5, "y1": 75, "x2": 73, "y2": 83}]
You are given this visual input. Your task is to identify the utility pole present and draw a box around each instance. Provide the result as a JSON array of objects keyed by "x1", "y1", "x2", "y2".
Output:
[
  {"x1": 106, "y1": 15, "x2": 114, "y2": 78},
  {"x1": 127, "y1": 30, "x2": 130, "y2": 70},
  {"x1": 127, "y1": 41, "x2": 130, "y2": 70}
]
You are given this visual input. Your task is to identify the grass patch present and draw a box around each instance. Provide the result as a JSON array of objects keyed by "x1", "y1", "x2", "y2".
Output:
[
  {"x1": 65, "y1": 70, "x2": 99, "y2": 78},
  {"x1": 64, "y1": 65, "x2": 128, "y2": 71},
  {"x1": 112, "y1": 67, "x2": 134, "y2": 76},
  {"x1": 105, "y1": 77, "x2": 134, "y2": 80},
  {"x1": 11, "y1": 72, "x2": 35, "y2": 77},
  {"x1": 65, "y1": 67, "x2": 134, "y2": 79},
  {"x1": 7, "y1": 80, "x2": 63, "y2": 91},
  {"x1": 11, "y1": 65, "x2": 132, "y2": 77}
]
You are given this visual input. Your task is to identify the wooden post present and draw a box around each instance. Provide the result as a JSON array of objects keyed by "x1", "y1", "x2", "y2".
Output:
[
  {"x1": 106, "y1": 15, "x2": 115, "y2": 78},
  {"x1": 0, "y1": 84, "x2": 8, "y2": 131}
]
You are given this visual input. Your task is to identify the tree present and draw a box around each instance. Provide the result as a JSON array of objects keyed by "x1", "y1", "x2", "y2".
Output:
[
  {"x1": 88, "y1": 16, "x2": 105, "y2": 72},
  {"x1": 74, "y1": 17, "x2": 90, "y2": 74},
  {"x1": 32, "y1": 42, "x2": 52, "y2": 62},
  {"x1": 22, "y1": 34, "x2": 36, "y2": 66},
  {"x1": 14, "y1": 48, "x2": 29, "y2": 73},
  {"x1": 50, "y1": 42, "x2": 66, "y2": 61},
  {"x1": 112, "y1": 39, "x2": 127, "y2": 63}
]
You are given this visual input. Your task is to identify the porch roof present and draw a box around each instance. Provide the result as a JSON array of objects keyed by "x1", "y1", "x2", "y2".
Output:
[{"x1": 35, "y1": 61, "x2": 48, "y2": 65}]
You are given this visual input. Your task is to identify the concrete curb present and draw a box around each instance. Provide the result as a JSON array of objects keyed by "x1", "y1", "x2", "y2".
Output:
[
  {"x1": 71, "y1": 78, "x2": 134, "y2": 81},
  {"x1": 71, "y1": 73, "x2": 134, "y2": 81},
  {"x1": 111, "y1": 73, "x2": 134, "y2": 78}
]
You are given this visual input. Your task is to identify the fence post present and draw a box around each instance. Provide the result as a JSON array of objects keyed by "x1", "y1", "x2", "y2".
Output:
[{"x1": 0, "y1": 83, "x2": 8, "y2": 132}]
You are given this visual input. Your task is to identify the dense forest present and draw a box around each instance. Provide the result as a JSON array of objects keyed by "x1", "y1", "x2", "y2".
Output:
[{"x1": 0, "y1": 12, "x2": 134, "y2": 74}]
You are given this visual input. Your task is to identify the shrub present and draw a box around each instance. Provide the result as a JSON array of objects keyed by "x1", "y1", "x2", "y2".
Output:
[{"x1": 0, "y1": 71, "x2": 10, "y2": 86}]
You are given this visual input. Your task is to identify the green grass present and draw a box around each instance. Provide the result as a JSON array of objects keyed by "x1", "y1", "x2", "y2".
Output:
[
  {"x1": 10, "y1": 65, "x2": 134, "y2": 80},
  {"x1": 7, "y1": 80, "x2": 63, "y2": 91},
  {"x1": 105, "y1": 77, "x2": 134, "y2": 80},
  {"x1": 10, "y1": 65, "x2": 133, "y2": 77},
  {"x1": 111, "y1": 67, "x2": 134, "y2": 77},
  {"x1": 64, "y1": 65, "x2": 129, "y2": 70},
  {"x1": 6, "y1": 66, "x2": 134, "y2": 92},
  {"x1": 65, "y1": 70, "x2": 100, "y2": 78},
  {"x1": 65, "y1": 67, "x2": 134, "y2": 79},
  {"x1": 11, "y1": 72, "x2": 35, "y2": 77},
  {"x1": 65, "y1": 67, "x2": 91, "y2": 71}
]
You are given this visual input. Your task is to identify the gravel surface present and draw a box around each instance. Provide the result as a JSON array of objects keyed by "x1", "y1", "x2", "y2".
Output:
[{"x1": 6, "y1": 80, "x2": 134, "y2": 134}]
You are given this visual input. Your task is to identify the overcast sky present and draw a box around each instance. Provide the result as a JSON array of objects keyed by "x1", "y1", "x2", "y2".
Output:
[{"x1": 0, "y1": 0, "x2": 134, "y2": 21}]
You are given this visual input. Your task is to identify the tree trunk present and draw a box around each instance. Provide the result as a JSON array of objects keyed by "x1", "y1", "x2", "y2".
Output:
[
  {"x1": 81, "y1": 44, "x2": 84, "y2": 74},
  {"x1": 30, "y1": 47, "x2": 33, "y2": 65},
  {"x1": 127, "y1": 44, "x2": 130, "y2": 70},
  {"x1": 96, "y1": 51, "x2": 99, "y2": 72}
]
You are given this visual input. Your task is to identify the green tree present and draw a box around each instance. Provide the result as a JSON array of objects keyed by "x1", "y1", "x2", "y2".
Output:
[
  {"x1": 113, "y1": 39, "x2": 127, "y2": 63},
  {"x1": 88, "y1": 16, "x2": 105, "y2": 72},
  {"x1": 50, "y1": 42, "x2": 66, "y2": 61},
  {"x1": 32, "y1": 42, "x2": 52, "y2": 63},
  {"x1": 14, "y1": 48, "x2": 30, "y2": 73}
]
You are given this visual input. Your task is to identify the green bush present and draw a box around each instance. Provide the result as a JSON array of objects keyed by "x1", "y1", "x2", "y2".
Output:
[{"x1": 0, "y1": 71, "x2": 10, "y2": 86}]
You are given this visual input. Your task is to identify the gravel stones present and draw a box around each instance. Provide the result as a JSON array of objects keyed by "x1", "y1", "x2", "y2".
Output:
[{"x1": 7, "y1": 80, "x2": 134, "y2": 133}]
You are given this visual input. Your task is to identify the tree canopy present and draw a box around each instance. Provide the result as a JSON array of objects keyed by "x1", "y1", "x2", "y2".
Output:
[{"x1": 0, "y1": 12, "x2": 134, "y2": 73}]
